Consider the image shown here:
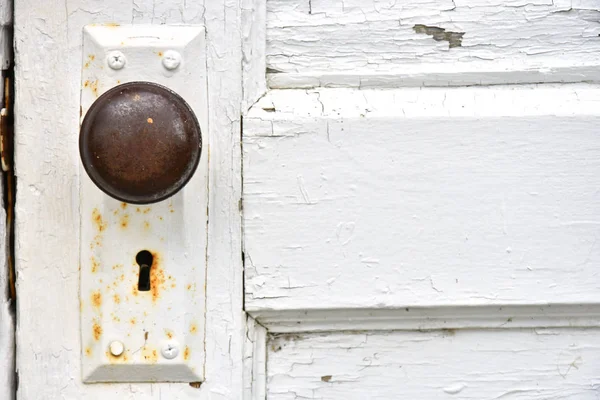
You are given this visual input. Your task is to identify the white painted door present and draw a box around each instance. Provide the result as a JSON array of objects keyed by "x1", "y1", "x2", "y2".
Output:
[
  {"x1": 241, "y1": 0, "x2": 600, "y2": 398},
  {"x1": 12, "y1": 0, "x2": 600, "y2": 399}
]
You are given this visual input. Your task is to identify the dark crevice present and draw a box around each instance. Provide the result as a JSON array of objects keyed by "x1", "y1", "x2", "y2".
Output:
[
  {"x1": 1, "y1": 1, "x2": 16, "y2": 398},
  {"x1": 240, "y1": 116, "x2": 245, "y2": 312}
]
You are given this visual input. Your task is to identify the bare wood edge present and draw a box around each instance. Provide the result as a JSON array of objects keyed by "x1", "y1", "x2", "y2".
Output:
[
  {"x1": 241, "y1": 0, "x2": 267, "y2": 113},
  {"x1": 247, "y1": 304, "x2": 600, "y2": 334}
]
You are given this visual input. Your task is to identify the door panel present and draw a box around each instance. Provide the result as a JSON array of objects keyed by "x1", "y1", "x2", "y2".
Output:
[
  {"x1": 266, "y1": 0, "x2": 600, "y2": 88},
  {"x1": 244, "y1": 85, "x2": 600, "y2": 311},
  {"x1": 267, "y1": 329, "x2": 600, "y2": 399}
]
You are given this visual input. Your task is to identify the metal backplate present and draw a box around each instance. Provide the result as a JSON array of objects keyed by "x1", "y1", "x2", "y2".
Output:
[{"x1": 80, "y1": 25, "x2": 208, "y2": 383}]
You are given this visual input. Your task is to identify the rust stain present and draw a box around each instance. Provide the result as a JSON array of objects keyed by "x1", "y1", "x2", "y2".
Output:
[
  {"x1": 183, "y1": 346, "x2": 190, "y2": 361},
  {"x1": 189, "y1": 382, "x2": 202, "y2": 389},
  {"x1": 113, "y1": 294, "x2": 121, "y2": 304},
  {"x1": 91, "y1": 233, "x2": 102, "y2": 249},
  {"x1": 84, "y1": 54, "x2": 95, "y2": 69},
  {"x1": 91, "y1": 291, "x2": 102, "y2": 308},
  {"x1": 117, "y1": 80, "x2": 121, "y2": 84},
  {"x1": 132, "y1": 284, "x2": 139, "y2": 296},
  {"x1": 85, "y1": 347, "x2": 92, "y2": 357},
  {"x1": 130, "y1": 317, "x2": 136, "y2": 325},
  {"x1": 112, "y1": 264, "x2": 123, "y2": 270},
  {"x1": 143, "y1": 221, "x2": 151, "y2": 230},
  {"x1": 190, "y1": 323, "x2": 198, "y2": 335},
  {"x1": 93, "y1": 322, "x2": 102, "y2": 341},
  {"x1": 142, "y1": 346, "x2": 159, "y2": 363},
  {"x1": 90, "y1": 80, "x2": 99, "y2": 97},
  {"x1": 92, "y1": 208, "x2": 107, "y2": 232},
  {"x1": 147, "y1": 118, "x2": 153, "y2": 124},
  {"x1": 120, "y1": 213, "x2": 130, "y2": 229},
  {"x1": 91, "y1": 256, "x2": 99, "y2": 273},
  {"x1": 120, "y1": 202, "x2": 128, "y2": 209},
  {"x1": 120, "y1": 274, "x2": 125, "y2": 282},
  {"x1": 149, "y1": 251, "x2": 174, "y2": 302},
  {"x1": 104, "y1": 22, "x2": 120, "y2": 27},
  {"x1": 165, "y1": 330, "x2": 174, "y2": 339},
  {"x1": 186, "y1": 284, "x2": 192, "y2": 291},
  {"x1": 145, "y1": 331, "x2": 149, "y2": 341},
  {"x1": 157, "y1": 51, "x2": 163, "y2": 57}
]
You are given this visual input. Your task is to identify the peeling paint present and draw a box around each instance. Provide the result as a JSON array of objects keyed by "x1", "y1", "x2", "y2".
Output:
[{"x1": 413, "y1": 24, "x2": 464, "y2": 48}]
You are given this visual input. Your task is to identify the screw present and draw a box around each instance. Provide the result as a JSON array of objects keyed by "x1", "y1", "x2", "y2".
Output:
[
  {"x1": 109, "y1": 341, "x2": 125, "y2": 357},
  {"x1": 162, "y1": 50, "x2": 181, "y2": 71},
  {"x1": 161, "y1": 342, "x2": 179, "y2": 359},
  {"x1": 107, "y1": 51, "x2": 126, "y2": 70}
]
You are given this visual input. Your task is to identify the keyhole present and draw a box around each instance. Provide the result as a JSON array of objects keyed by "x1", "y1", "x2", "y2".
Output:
[{"x1": 136, "y1": 250, "x2": 153, "y2": 291}]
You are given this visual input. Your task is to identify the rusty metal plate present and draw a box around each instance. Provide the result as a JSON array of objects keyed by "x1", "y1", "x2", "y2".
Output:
[
  {"x1": 80, "y1": 25, "x2": 207, "y2": 384},
  {"x1": 80, "y1": 81, "x2": 202, "y2": 204}
]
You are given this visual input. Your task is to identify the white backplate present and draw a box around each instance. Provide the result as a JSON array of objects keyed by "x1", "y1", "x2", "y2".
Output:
[{"x1": 79, "y1": 25, "x2": 208, "y2": 383}]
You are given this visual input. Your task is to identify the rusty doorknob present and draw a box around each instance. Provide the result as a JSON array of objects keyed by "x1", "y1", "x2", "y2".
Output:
[{"x1": 79, "y1": 82, "x2": 202, "y2": 204}]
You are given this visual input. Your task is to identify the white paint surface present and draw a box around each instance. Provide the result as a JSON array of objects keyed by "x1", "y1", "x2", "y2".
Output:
[
  {"x1": 244, "y1": 85, "x2": 600, "y2": 311},
  {"x1": 15, "y1": 0, "x2": 244, "y2": 398},
  {"x1": 267, "y1": 329, "x2": 600, "y2": 399},
  {"x1": 266, "y1": 0, "x2": 600, "y2": 87},
  {"x1": 79, "y1": 25, "x2": 208, "y2": 382}
]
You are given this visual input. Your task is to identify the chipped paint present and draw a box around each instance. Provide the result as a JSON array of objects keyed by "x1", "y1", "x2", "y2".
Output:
[{"x1": 413, "y1": 24, "x2": 464, "y2": 48}]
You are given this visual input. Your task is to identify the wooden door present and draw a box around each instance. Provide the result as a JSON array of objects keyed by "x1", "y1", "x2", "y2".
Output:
[
  {"x1": 241, "y1": 0, "x2": 600, "y2": 398},
  {"x1": 12, "y1": 0, "x2": 600, "y2": 399}
]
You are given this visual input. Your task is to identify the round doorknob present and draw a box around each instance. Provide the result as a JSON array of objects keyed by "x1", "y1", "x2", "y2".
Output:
[{"x1": 79, "y1": 82, "x2": 202, "y2": 204}]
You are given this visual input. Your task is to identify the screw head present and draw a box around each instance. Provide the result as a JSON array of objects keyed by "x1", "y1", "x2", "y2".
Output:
[
  {"x1": 109, "y1": 341, "x2": 125, "y2": 357},
  {"x1": 162, "y1": 50, "x2": 181, "y2": 71},
  {"x1": 107, "y1": 51, "x2": 126, "y2": 70},
  {"x1": 161, "y1": 342, "x2": 179, "y2": 359}
]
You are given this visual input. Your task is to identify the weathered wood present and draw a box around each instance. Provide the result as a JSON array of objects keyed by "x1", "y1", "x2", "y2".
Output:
[
  {"x1": 267, "y1": 329, "x2": 600, "y2": 399},
  {"x1": 266, "y1": 0, "x2": 600, "y2": 87},
  {"x1": 14, "y1": 0, "x2": 243, "y2": 398},
  {"x1": 244, "y1": 85, "x2": 600, "y2": 311}
]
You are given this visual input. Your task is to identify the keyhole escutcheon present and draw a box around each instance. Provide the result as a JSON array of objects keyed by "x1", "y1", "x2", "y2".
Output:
[{"x1": 136, "y1": 250, "x2": 154, "y2": 291}]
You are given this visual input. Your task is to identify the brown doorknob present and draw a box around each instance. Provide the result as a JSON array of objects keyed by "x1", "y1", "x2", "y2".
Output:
[{"x1": 79, "y1": 81, "x2": 202, "y2": 204}]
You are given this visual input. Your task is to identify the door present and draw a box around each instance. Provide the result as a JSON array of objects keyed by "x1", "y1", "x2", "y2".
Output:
[
  {"x1": 241, "y1": 0, "x2": 600, "y2": 398},
  {"x1": 13, "y1": 0, "x2": 600, "y2": 399}
]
